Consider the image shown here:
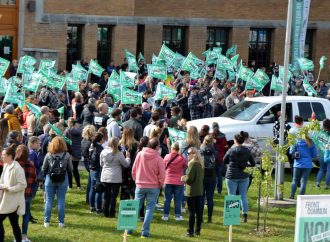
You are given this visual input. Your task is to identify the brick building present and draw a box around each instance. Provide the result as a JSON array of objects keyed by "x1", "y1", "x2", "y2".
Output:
[{"x1": 1, "y1": 0, "x2": 330, "y2": 79}]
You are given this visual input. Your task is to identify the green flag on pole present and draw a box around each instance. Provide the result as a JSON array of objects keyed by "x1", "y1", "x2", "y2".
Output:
[
  {"x1": 4, "y1": 84, "x2": 25, "y2": 108},
  {"x1": 125, "y1": 50, "x2": 136, "y2": 59},
  {"x1": 231, "y1": 54, "x2": 240, "y2": 68},
  {"x1": 66, "y1": 75, "x2": 79, "y2": 92},
  {"x1": 147, "y1": 64, "x2": 167, "y2": 80},
  {"x1": 0, "y1": 57, "x2": 10, "y2": 77},
  {"x1": 39, "y1": 69, "x2": 56, "y2": 88},
  {"x1": 171, "y1": 52, "x2": 185, "y2": 69},
  {"x1": 0, "y1": 77, "x2": 8, "y2": 96},
  {"x1": 226, "y1": 45, "x2": 237, "y2": 57},
  {"x1": 297, "y1": 57, "x2": 314, "y2": 71},
  {"x1": 138, "y1": 52, "x2": 145, "y2": 63},
  {"x1": 181, "y1": 52, "x2": 200, "y2": 72},
  {"x1": 51, "y1": 74, "x2": 66, "y2": 90},
  {"x1": 217, "y1": 54, "x2": 235, "y2": 72},
  {"x1": 49, "y1": 123, "x2": 72, "y2": 145},
  {"x1": 303, "y1": 78, "x2": 317, "y2": 96},
  {"x1": 120, "y1": 71, "x2": 136, "y2": 88},
  {"x1": 107, "y1": 71, "x2": 121, "y2": 102},
  {"x1": 270, "y1": 75, "x2": 289, "y2": 92},
  {"x1": 310, "y1": 130, "x2": 330, "y2": 151},
  {"x1": 248, "y1": 69, "x2": 270, "y2": 92},
  {"x1": 22, "y1": 72, "x2": 41, "y2": 92},
  {"x1": 154, "y1": 83, "x2": 177, "y2": 100},
  {"x1": 8, "y1": 76, "x2": 21, "y2": 85},
  {"x1": 39, "y1": 60, "x2": 56, "y2": 72},
  {"x1": 152, "y1": 54, "x2": 166, "y2": 65},
  {"x1": 158, "y1": 44, "x2": 176, "y2": 66},
  {"x1": 125, "y1": 50, "x2": 139, "y2": 72},
  {"x1": 121, "y1": 87, "x2": 142, "y2": 105},
  {"x1": 168, "y1": 127, "x2": 187, "y2": 146},
  {"x1": 213, "y1": 47, "x2": 223, "y2": 55},
  {"x1": 72, "y1": 64, "x2": 88, "y2": 82},
  {"x1": 17, "y1": 55, "x2": 36, "y2": 74},
  {"x1": 319, "y1": 56, "x2": 327, "y2": 70},
  {"x1": 279, "y1": 65, "x2": 292, "y2": 82},
  {"x1": 89, "y1": 59, "x2": 105, "y2": 77},
  {"x1": 25, "y1": 102, "x2": 42, "y2": 118},
  {"x1": 57, "y1": 106, "x2": 64, "y2": 115}
]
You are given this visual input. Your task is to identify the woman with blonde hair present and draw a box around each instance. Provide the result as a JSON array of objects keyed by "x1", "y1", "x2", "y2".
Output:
[
  {"x1": 119, "y1": 128, "x2": 138, "y2": 200},
  {"x1": 42, "y1": 137, "x2": 73, "y2": 228},
  {"x1": 181, "y1": 147, "x2": 204, "y2": 237},
  {"x1": 181, "y1": 126, "x2": 201, "y2": 160},
  {"x1": 100, "y1": 137, "x2": 131, "y2": 217}
]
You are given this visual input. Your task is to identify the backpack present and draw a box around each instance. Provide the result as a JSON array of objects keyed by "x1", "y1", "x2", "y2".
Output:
[
  {"x1": 202, "y1": 147, "x2": 216, "y2": 170},
  {"x1": 49, "y1": 153, "x2": 67, "y2": 183}
]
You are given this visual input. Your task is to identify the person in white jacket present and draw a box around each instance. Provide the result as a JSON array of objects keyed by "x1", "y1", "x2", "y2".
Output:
[
  {"x1": 100, "y1": 137, "x2": 130, "y2": 217},
  {"x1": 0, "y1": 146, "x2": 27, "y2": 242}
]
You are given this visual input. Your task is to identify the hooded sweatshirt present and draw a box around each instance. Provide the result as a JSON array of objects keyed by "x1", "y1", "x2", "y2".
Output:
[
  {"x1": 289, "y1": 139, "x2": 317, "y2": 169},
  {"x1": 132, "y1": 147, "x2": 165, "y2": 188},
  {"x1": 5, "y1": 109, "x2": 21, "y2": 132}
]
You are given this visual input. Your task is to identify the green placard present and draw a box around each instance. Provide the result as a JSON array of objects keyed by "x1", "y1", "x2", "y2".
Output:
[
  {"x1": 117, "y1": 200, "x2": 139, "y2": 230},
  {"x1": 223, "y1": 195, "x2": 241, "y2": 226}
]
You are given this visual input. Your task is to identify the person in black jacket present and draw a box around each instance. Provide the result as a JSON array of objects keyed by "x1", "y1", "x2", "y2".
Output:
[
  {"x1": 223, "y1": 132, "x2": 255, "y2": 223},
  {"x1": 81, "y1": 98, "x2": 97, "y2": 127},
  {"x1": 93, "y1": 103, "x2": 109, "y2": 130},
  {"x1": 88, "y1": 132, "x2": 104, "y2": 214},
  {"x1": 65, "y1": 118, "x2": 83, "y2": 189},
  {"x1": 175, "y1": 86, "x2": 190, "y2": 121},
  {"x1": 212, "y1": 96, "x2": 226, "y2": 117}
]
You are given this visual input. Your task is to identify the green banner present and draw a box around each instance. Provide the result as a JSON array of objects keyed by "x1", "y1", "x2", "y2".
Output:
[
  {"x1": 181, "y1": 52, "x2": 200, "y2": 72},
  {"x1": 171, "y1": 52, "x2": 185, "y2": 69},
  {"x1": 117, "y1": 200, "x2": 139, "y2": 230},
  {"x1": 22, "y1": 72, "x2": 41, "y2": 92},
  {"x1": 4, "y1": 84, "x2": 25, "y2": 107},
  {"x1": 89, "y1": 59, "x2": 104, "y2": 77},
  {"x1": 297, "y1": 57, "x2": 314, "y2": 71},
  {"x1": 223, "y1": 195, "x2": 241, "y2": 226},
  {"x1": 107, "y1": 71, "x2": 121, "y2": 102},
  {"x1": 158, "y1": 44, "x2": 176, "y2": 66},
  {"x1": 17, "y1": 55, "x2": 36, "y2": 74},
  {"x1": 154, "y1": 83, "x2": 176, "y2": 100},
  {"x1": 51, "y1": 74, "x2": 66, "y2": 90},
  {"x1": 147, "y1": 64, "x2": 167, "y2": 80},
  {"x1": 245, "y1": 69, "x2": 269, "y2": 92},
  {"x1": 25, "y1": 102, "x2": 42, "y2": 118},
  {"x1": 120, "y1": 71, "x2": 136, "y2": 88},
  {"x1": 217, "y1": 54, "x2": 235, "y2": 72},
  {"x1": 66, "y1": 75, "x2": 79, "y2": 92},
  {"x1": 310, "y1": 130, "x2": 330, "y2": 151},
  {"x1": 0, "y1": 77, "x2": 8, "y2": 96},
  {"x1": 152, "y1": 54, "x2": 166, "y2": 66},
  {"x1": 121, "y1": 87, "x2": 142, "y2": 105},
  {"x1": 319, "y1": 56, "x2": 327, "y2": 70},
  {"x1": 303, "y1": 78, "x2": 317, "y2": 96},
  {"x1": 72, "y1": 64, "x2": 88, "y2": 82},
  {"x1": 0, "y1": 57, "x2": 10, "y2": 77},
  {"x1": 49, "y1": 123, "x2": 72, "y2": 145},
  {"x1": 168, "y1": 128, "x2": 187, "y2": 146},
  {"x1": 39, "y1": 59, "x2": 56, "y2": 71},
  {"x1": 226, "y1": 44, "x2": 237, "y2": 57}
]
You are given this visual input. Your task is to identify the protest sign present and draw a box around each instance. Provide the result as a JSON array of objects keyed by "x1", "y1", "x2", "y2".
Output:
[
  {"x1": 168, "y1": 128, "x2": 187, "y2": 146},
  {"x1": 117, "y1": 200, "x2": 139, "y2": 230},
  {"x1": 154, "y1": 83, "x2": 176, "y2": 101},
  {"x1": 297, "y1": 57, "x2": 314, "y2": 71},
  {"x1": 0, "y1": 57, "x2": 10, "y2": 77},
  {"x1": 310, "y1": 130, "x2": 330, "y2": 151},
  {"x1": 294, "y1": 195, "x2": 330, "y2": 242},
  {"x1": 120, "y1": 71, "x2": 136, "y2": 88},
  {"x1": 72, "y1": 64, "x2": 88, "y2": 82},
  {"x1": 107, "y1": 71, "x2": 121, "y2": 102},
  {"x1": 158, "y1": 44, "x2": 176, "y2": 66},
  {"x1": 224, "y1": 195, "x2": 241, "y2": 226},
  {"x1": 121, "y1": 87, "x2": 142, "y2": 105},
  {"x1": 17, "y1": 55, "x2": 36, "y2": 74},
  {"x1": 66, "y1": 75, "x2": 79, "y2": 92},
  {"x1": 89, "y1": 59, "x2": 105, "y2": 77},
  {"x1": 147, "y1": 64, "x2": 167, "y2": 80}
]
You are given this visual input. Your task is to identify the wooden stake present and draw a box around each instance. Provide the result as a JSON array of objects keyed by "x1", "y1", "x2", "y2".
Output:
[
  {"x1": 229, "y1": 225, "x2": 233, "y2": 242},
  {"x1": 123, "y1": 230, "x2": 128, "y2": 242}
]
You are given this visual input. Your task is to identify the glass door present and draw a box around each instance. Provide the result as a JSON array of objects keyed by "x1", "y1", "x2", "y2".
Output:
[{"x1": 0, "y1": 35, "x2": 13, "y2": 61}]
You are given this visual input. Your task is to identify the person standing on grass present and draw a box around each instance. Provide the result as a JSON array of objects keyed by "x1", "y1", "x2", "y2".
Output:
[
  {"x1": 289, "y1": 134, "x2": 317, "y2": 199},
  {"x1": 100, "y1": 137, "x2": 131, "y2": 218},
  {"x1": 42, "y1": 137, "x2": 73, "y2": 228},
  {"x1": 316, "y1": 119, "x2": 330, "y2": 189},
  {"x1": 15, "y1": 145, "x2": 37, "y2": 242},
  {"x1": 162, "y1": 142, "x2": 187, "y2": 221},
  {"x1": 181, "y1": 147, "x2": 204, "y2": 237},
  {"x1": 224, "y1": 133, "x2": 255, "y2": 223},
  {"x1": 0, "y1": 146, "x2": 27, "y2": 242},
  {"x1": 131, "y1": 138, "x2": 165, "y2": 238}
]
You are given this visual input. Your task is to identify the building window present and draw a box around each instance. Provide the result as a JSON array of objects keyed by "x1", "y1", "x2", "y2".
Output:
[
  {"x1": 163, "y1": 26, "x2": 186, "y2": 55},
  {"x1": 0, "y1": 0, "x2": 15, "y2": 5},
  {"x1": 249, "y1": 29, "x2": 272, "y2": 69},
  {"x1": 136, "y1": 25, "x2": 145, "y2": 57},
  {"x1": 206, "y1": 27, "x2": 228, "y2": 54},
  {"x1": 304, "y1": 29, "x2": 314, "y2": 59},
  {"x1": 66, "y1": 25, "x2": 82, "y2": 71},
  {"x1": 97, "y1": 26, "x2": 112, "y2": 68}
]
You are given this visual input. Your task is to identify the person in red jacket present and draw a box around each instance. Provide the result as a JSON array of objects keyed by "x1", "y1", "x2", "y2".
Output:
[
  {"x1": 132, "y1": 138, "x2": 165, "y2": 238},
  {"x1": 212, "y1": 122, "x2": 228, "y2": 194}
]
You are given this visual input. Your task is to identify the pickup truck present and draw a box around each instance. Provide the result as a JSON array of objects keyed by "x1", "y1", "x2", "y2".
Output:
[{"x1": 187, "y1": 96, "x2": 330, "y2": 149}]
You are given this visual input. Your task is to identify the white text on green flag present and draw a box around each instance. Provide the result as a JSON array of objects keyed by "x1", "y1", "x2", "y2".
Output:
[{"x1": 154, "y1": 83, "x2": 177, "y2": 101}]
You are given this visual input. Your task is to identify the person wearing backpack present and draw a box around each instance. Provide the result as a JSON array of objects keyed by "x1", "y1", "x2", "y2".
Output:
[
  {"x1": 316, "y1": 119, "x2": 330, "y2": 189},
  {"x1": 88, "y1": 132, "x2": 104, "y2": 214},
  {"x1": 42, "y1": 137, "x2": 73, "y2": 228},
  {"x1": 200, "y1": 134, "x2": 217, "y2": 223}
]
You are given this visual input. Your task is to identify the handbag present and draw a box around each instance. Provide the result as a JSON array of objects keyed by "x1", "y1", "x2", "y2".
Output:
[
  {"x1": 293, "y1": 145, "x2": 300, "y2": 159},
  {"x1": 93, "y1": 182, "x2": 105, "y2": 193}
]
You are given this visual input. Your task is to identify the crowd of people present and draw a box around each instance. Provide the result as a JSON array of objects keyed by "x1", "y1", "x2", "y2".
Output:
[{"x1": 0, "y1": 56, "x2": 329, "y2": 241}]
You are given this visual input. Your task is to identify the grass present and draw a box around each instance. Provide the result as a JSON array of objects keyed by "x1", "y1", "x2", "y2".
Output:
[{"x1": 3, "y1": 170, "x2": 329, "y2": 242}]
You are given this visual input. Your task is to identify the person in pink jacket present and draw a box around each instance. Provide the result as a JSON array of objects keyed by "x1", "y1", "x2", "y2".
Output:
[
  {"x1": 132, "y1": 138, "x2": 165, "y2": 238},
  {"x1": 162, "y1": 143, "x2": 187, "y2": 221}
]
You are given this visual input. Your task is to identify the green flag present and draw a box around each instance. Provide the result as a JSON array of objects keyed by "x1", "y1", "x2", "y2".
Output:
[
  {"x1": 279, "y1": 65, "x2": 292, "y2": 82},
  {"x1": 8, "y1": 76, "x2": 21, "y2": 85},
  {"x1": 0, "y1": 57, "x2": 10, "y2": 77},
  {"x1": 168, "y1": 127, "x2": 187, "y2": 146},
  {"x1": 171, "y1": 52, "x2": 185, "y2": 69},
  {"x1": 120, "y1": 71, "x2": 136, "y2": 88},
  {"x1": 248, "y1": 69, "x2": 270, "y2": 92},
  {"x1": 66, "y1": 75, "x2": 79, "y2": 91},
  {"x1": 227, "y1": 71, "x2": 236, "y2": 82},
  {"x1": 4, "y1": 84, "x2": 25, "y2": 107},
  {"x1": 107, "y1": 71, "x2": 121, "y2": 102},
  {"x1": 147, "y1": 64, "x2": 167, "y2": 80},
  {"x1": 226, "y1": 45, "x2": 237, "y2": 57},
  {"x1": 158, "y1": 44, "x2": 176, "y2": 66},
  {"x1": 0, "y1": 77, "x2": 8, "y2": 96},
  {"x1": 319, "y1": 56, "x2": 327, "y2": 70},
  {"x1": 89, "y1": 59, "x2": 104, "y2": 77},
  {"x1": 181, "y1": 52, "x2": 199, "y2": 72},
  {"x1": 204, "y1": 49, "x2": 218, "y2": 66},
  {"x1": 231, "y1": 54, "x2": 240, "y2": 67},
  {"x1": 17, "y1": 55, "x2": 36, "y2": 74},
  {"x1": 213, "y1": 47, "x2": 223, "y2": 55},
  {"x1": 125, "y1": 50, "x2": 139, "y2": 72},
  {"x1": 138, "y1": 52, "x2": 145, "y2": 63},
  {"x1": 39, "y1": 69, "x2": 55, "y2": 88},
  {"x1": 152, "y1": 54, "x2": 166, "y2": 66},
  {"x1": 214, "y1": 68, "x2": 227, "y2": 80},
  {"x1": 121, "y1": 87, "x2": 142, "y2": 105},
  {"x1": 57, "y1": 106, "x2": 64, "y2": 115},
  {"x1": 217, "y1": 54, "x2": 235, "y2": 72},
  {"x1": 49, "y1": 123, "x2": 72, "y2": 145},
  {"x1": 303, "y1": 78, "x2": 317, "y2": 96},
  {"x1": 237, "y1": 64, "x2": 253, "y2": 82},
  {"x1": 25, "y1": 102, "x2": 41, "y2": 118},
  {"x1": 125, "y1": 50, "x2": 136, "y2": 59},
  {"x1": 297, "y1": 57, "x2": 314, "y2": 71},
  {"x1": 154, "y1": 83, "x2": 177, "y2": 100},
  {"x1": 72, "y1": 64, "x2": 88, "y2": 82},
  {"x1": 39, "y1": 59, "x2": 56, "y2": 71},
  {"x1": 270, "y1": 75, "x2": 286, "y2": 92},
  {"x1": 310, "y1": 130, "x2": 330, "y2": 151},
  {"x1": 51, "y1": 74, "x2": 66, "y2": 90},
  {"x1": 22, "y1": 72, "x2": 41, "y2": 92}
]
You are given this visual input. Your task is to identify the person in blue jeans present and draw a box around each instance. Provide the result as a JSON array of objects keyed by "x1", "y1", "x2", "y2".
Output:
[
  {"x1": 42, "y1": 137, "x2": 73, "y2": 228},
  {"x1": 88, "y1": 132, "x2": 104, "y2": 213},
  {"x1": 224, "y1": 133, "x2": 255, "y2": 223},
  {"x1": 290, "y1": 136, "x2": 317, "y2": 199},
  {"x1": 316, "y1": 119, "x2": 330, "y2": 189}
]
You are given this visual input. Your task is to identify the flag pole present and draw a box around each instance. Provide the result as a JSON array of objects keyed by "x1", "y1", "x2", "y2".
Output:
[
  {"x1": 316, "y1": 67, "x2": 322, "y2": 84},
  {"x1": 275, "y1": 0, "x2": 293, "y2": 200}
]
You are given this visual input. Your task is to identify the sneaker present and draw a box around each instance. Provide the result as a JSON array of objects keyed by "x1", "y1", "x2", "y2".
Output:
[
  {"x1": 175, "y1": 216, "x2": 184, "y2": 221},
  {"x1": 161, "y1": 216, "x2": 169, "y2": 221},
  {"x1": 181, "y1": 208, "x2": 186, "y2": 213},
  {"x1": 44, "y1": 222, "x2": 50, "y2": 228},
  {"x1": 58, "y1": 223, "x2": 65, "y2": 228},
  {"x1": 90, "y1": 207, "x2": 96, "y2": 213},
  {"x1": 186, "y1": 232, "x2": 194, "y2": 237},
  {"x1": 316, "y1": 183, "x2": 321, "y2": 188},
  {"x1": 95, "y1": 209, "x2": 103, "y2": 215}
]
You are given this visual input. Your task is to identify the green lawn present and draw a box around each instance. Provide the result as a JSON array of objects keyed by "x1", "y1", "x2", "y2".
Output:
[{"x1": 3, "y1": 171, "x2": 329, "y2": 242}]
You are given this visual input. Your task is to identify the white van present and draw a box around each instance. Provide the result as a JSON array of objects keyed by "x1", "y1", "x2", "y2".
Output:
[{"x1": 187, "y1": 96, "x2": 330, "y2": 148}]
